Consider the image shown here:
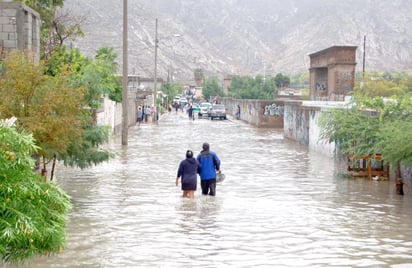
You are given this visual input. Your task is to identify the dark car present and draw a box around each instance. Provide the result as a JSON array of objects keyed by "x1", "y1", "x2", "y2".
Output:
[{"x1": 209, "y1": 104, "x2": 227, "y2": 120}]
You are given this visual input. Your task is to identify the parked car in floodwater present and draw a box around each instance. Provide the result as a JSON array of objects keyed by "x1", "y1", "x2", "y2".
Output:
[
  {"x1": 209, "y1": 104, "x2": 227, "y2": 120},
  {"x1": 199, "y1": 102, "x2": 212, "y2": 117}
]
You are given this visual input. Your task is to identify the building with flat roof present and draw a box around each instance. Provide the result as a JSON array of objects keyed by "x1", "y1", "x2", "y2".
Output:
[{"x1": 309, "y1": 46, "x2": 357, "y2": 101}]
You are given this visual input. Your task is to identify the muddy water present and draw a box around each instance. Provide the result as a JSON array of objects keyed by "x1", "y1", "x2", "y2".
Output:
[{"x1": 7, "y1": 112, "x2": 412, "y2": 268}]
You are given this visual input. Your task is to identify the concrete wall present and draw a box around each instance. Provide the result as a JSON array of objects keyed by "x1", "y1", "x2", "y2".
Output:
[
  {"x1": 284, "y1": 100, "x2": 310, "y2": 144},
  {"x1": 307, "y1": 108, "x2": 336, "y2": 156},
  {"x1": 283, "y1": 100, "x2": 412, "y2": 185},
  {"x1": 0, "y1": 2, "x2": 41, "y2": 63},
  {"x1": 96, "y1": 95, "x2": 136, "y2": 135},
  {"x1": 216, "y1": 97, "x2": 338, "y2": 156},
  {"x1": 96, "y1": 97, "x2": 122, "y2": 135},
  {"x1": 400, "y1": 166, "x2": 412, "y2": 188},
  {"x1": 219, "y1": 97, "x2": 284, "y2": 128},
  {"x1": 219, "y1": 98, "x2": 337, "y2": 157},
  {"x1": 284, "y1": 100, "x2": 345, "y2": 157}
]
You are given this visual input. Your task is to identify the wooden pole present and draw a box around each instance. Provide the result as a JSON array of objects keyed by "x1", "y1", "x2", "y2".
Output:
[
  {"x1": 153, "y1": 18, "x2": 158, "y2": 122},
  {"x1": 122, "y1": 0, "x2": 128, "y2": 145}
]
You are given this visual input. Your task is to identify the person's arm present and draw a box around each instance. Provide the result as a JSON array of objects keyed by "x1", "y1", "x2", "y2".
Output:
[
  {"x1": 212, "y1": 152, "x2": 221, "y2": 172},
  {"x1": 176, "y1": 162, "x2": 183, "y2": 186}
]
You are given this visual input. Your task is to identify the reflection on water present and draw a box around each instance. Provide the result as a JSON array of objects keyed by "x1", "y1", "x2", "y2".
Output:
[{"x1": 5, "y1": 112, "x2": 412, "y2": 268}]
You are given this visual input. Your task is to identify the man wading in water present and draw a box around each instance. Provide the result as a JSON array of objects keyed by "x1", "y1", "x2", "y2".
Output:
[{"x1": 196, "y1": 143, "x2": 221, "y2": 196}]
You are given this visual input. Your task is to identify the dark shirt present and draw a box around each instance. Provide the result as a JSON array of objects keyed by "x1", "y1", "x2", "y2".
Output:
[{"x1": 177, "y1": 158, "x2": 199, "y2": 185}]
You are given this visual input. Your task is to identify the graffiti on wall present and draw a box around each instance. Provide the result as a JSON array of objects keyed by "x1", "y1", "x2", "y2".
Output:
[
  {"x1": 264, "y1": 103, "x2": 284, "y2": 116},
  {"x1": 315, "y1": 82, "x2": 327, "y2": 91}
]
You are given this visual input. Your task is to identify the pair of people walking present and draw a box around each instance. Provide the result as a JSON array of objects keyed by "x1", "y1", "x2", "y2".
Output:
[{"x1": 175, "y1": 143, "x2": 221, "y2": 198}]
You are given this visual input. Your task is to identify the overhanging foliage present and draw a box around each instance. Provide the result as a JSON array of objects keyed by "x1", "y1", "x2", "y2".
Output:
[
  {"x1": 0, "y1": 123, "x2": 71, "y2": 263},
  {"x1": 319, "y1": 95, "x2": 412, "y2": 166}
]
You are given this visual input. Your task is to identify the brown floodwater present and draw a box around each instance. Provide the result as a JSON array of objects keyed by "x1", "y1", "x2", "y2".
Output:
[{"x1": 5, "y1": 111, "x2": 412, "y2": 268}]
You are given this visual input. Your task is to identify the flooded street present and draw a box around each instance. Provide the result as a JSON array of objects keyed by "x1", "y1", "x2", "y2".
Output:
[{"x1": 8, "y1": 111, "x2": 412, "y2": 268}]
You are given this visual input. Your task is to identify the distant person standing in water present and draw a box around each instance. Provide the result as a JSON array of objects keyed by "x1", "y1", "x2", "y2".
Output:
[
  {"x1": 196, "y1": 143, "x2": 221, "y2": 196},
  {"x1": 176, "y1": 150, "x2": 199, "y2": 199},
  {"x1": 136, "y1": 107, "x2": 143, "y2": 126},
  {"x1": 187, "y1": 103, "x2": 194, "y2": 120}
]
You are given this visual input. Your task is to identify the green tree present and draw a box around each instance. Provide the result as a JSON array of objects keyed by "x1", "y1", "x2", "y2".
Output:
[
  {"x1": 44, "y1": 45, "x2": 88, "y2": 77},
  {"x1": 290, "y1": 72, "x2": 309, "y2": 88},
  {"x1": 318, "y1": 104, "x2": 381, "y2": 157},
  {"x1": 0, "y1": 51, "x2": 88, "y2": 179},
  {"x1": 202, "y1": 76, "x2": 224, "y2": 100},
  {"x1": 74, "y1": 48, "x2": 122, "y2": 108},
  {"x1": 0, "y1": 51, "x2": 115, "y2": 180},
  {"x1": 373, "y1": 94, "x2": 412, "y2": 166},
  {"x1": 262, "y1": 76, "x2": 278, "y2": 98},
  {"x1": 404, "y1": 75, "x2": 412, "y2": 93},
  {"x1": 60, "y1": 124, "x2": 115, "y2": 169},
  {"x1": 42, "y1": 46, "x2": 118, "y2": 173},
  {"x1": 45, "y1": 47, "x2": 118, "y2": 173},
  {"x1": 354, "y1": 71, "x2": 410, "y2": 98},
  {"x1": 274, "y1": 73, "x2": 290, "y2": 88},
  {"x1": 228, "y1": 75, "x2": 277, "y2": 99},
  {"x1": 319, "y1": 94, "x2": 412, "y2": 174},
  {"x1": 0, "y1": 122, "x2": 71, "y2": 263},
  {"x1": 161, "y1": 82, "x2": 183, "y2": 101},
  {"x1": 45, "y1": 46, "x2": 122, "y2": 104},
  {"x1": 375, "y1": 119, "x2": 412, "y2": 167}
]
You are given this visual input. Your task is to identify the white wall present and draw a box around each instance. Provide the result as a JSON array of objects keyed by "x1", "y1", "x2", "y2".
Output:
[
  {"x1": 308, "y1": 108, "x2": 336, "y2": 157},
  {"x1": 96, "y1": 97, "x2": 122, "y2": 134},
  {"x1": 284, "y1": 100, "x2": 347, "y2": 157}
]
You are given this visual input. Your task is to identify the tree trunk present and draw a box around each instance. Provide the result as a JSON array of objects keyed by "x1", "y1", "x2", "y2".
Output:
[
  {"x1": 41, "y1": 156, "x2": 47, "y2": 182},
  {"x1": 50, "y1": 154, "x2": 57, "y2": 181}
]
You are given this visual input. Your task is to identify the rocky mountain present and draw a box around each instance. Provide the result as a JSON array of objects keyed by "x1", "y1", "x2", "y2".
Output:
[{"x1": 64, "y1": 0, "x2": 412, "y2": 83}]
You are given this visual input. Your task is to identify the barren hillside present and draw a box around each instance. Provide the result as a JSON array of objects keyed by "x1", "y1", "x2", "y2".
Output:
[{"x1": 65, "y1": 0, "x2": 412, "y2": 83}]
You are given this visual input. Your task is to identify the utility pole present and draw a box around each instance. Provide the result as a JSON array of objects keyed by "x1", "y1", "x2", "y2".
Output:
[
  {"x1": 362, "y1": 35, "x2": 366, "y2": 79},
  {"x1": 153, "y1": 18, "x2": 158, "y2": 122},
  {"x1": 121, "y1": 0, "x2": 128, "y2": 145}
]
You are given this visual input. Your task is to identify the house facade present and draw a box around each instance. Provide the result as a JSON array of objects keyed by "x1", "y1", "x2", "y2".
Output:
[{"x1": 0, "y1": 2, "x2": 41, "y2": 63}]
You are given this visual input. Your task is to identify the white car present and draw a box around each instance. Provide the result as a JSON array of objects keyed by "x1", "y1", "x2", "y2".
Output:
[{"x1": 199, "y1": 102, "x2": 212, "y2": 117}]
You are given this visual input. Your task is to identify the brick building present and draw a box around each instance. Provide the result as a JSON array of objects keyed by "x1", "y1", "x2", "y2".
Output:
[
  {"x1": 0, "y1": 2, "x2": 41, "y2": 63},
  {"x1": 309, "y1": 46, "x2": 357, "y2": 101}
]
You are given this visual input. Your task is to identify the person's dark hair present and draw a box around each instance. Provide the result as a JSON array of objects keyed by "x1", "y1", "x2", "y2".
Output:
[
  {"x1": 186, "y1": 150, "x2": 193, "y2": 158},
  {"x1": 202, "y1": 143, "x2": 210, "y2": 151}
]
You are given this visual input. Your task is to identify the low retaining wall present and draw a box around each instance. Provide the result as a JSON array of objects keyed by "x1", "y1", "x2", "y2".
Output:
[
  {"x1": 219, "y1": 97, "x2": 337, "y2": 156},
  {"x1": 283, "y1": 100, "x2": 412, "y2": 184},
  {"x1": 219, "y1": 97, "x2": 284, "y2": 128},
  {"x1": 283, "y1": 100, "x2": 345, "y2": 156}
]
